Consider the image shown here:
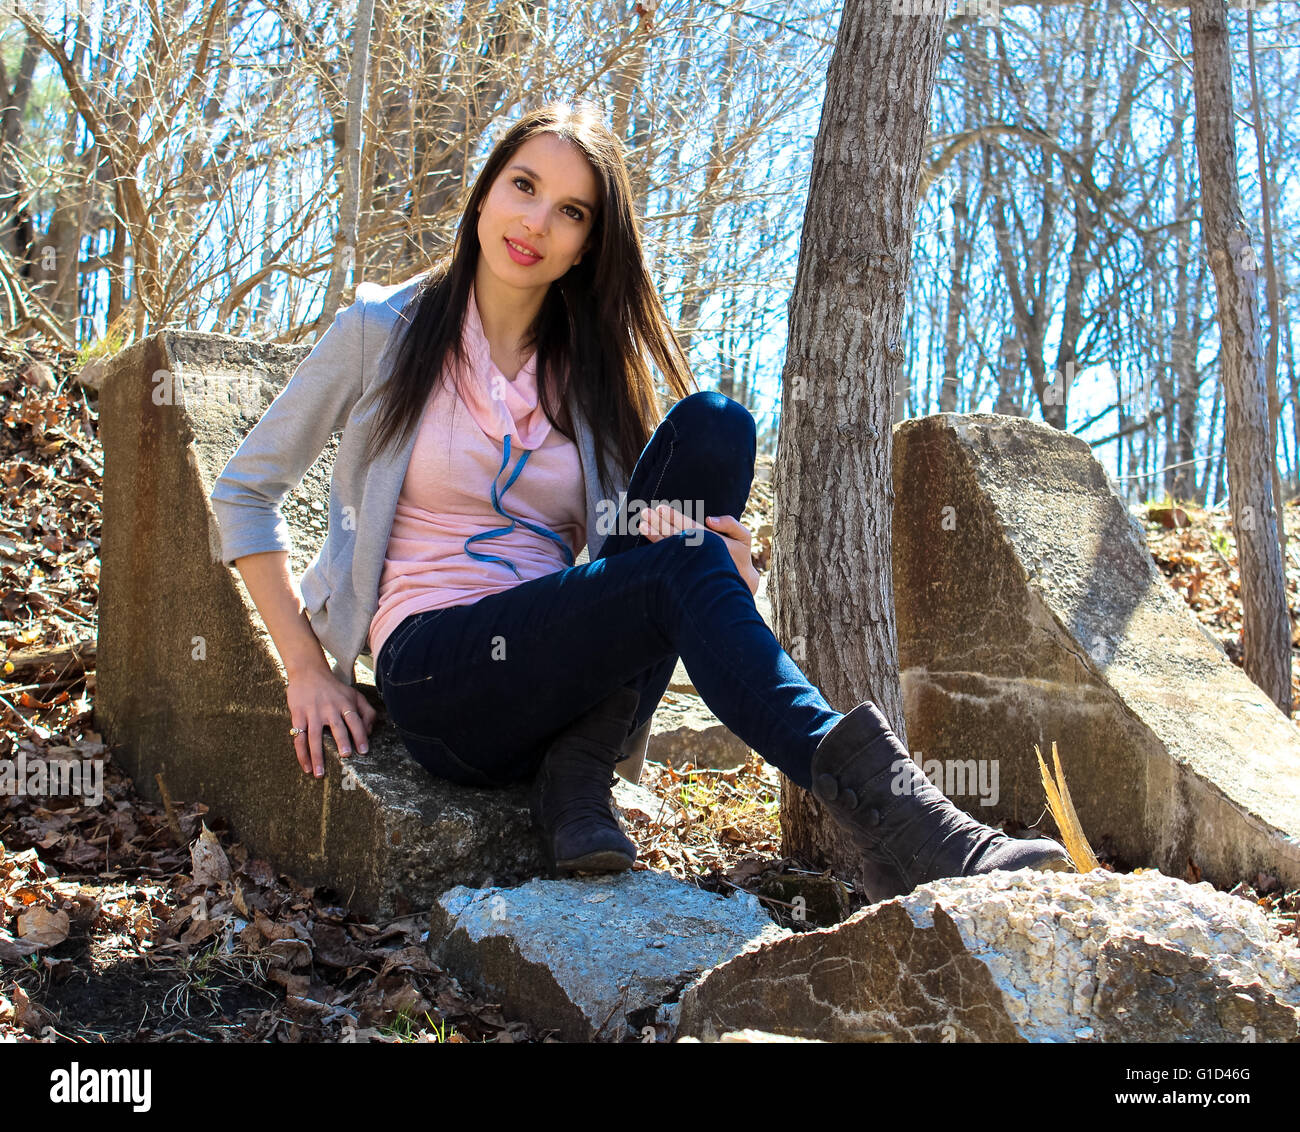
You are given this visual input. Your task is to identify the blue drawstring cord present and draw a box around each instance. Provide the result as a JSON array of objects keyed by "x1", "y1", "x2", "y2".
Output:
[{"x1": 463, "y1": 432, "x2": 576, "y2": 578}]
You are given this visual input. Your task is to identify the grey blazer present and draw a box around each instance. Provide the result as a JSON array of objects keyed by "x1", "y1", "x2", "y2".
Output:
[{"x1": 207, "y1": 272, "x2": 653, "y2": 776}]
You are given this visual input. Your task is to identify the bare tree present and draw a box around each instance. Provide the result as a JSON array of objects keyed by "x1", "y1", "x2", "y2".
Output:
[
  {"x1": 2, "y1": 0, "x2": 829, "y2": 389},
  {"x1": 773, "y1": 0, "x2": 946, "y2": 888},
  {"x1": 1189, "y1": 0, "x2": 1291, "y2": 714},
  {"x1": 1247, "y1": 6, "x2": 1286, "y2": 556},
  {"x1": 322, "y1": 0, "x2": 381, "y2": 326}
]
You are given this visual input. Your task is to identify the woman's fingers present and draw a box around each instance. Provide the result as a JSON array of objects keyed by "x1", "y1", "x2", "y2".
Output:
[
  {"x1": 341, "y1": 716, "x2": 367, "y2": 756},
  {"x1": 707, "y1": 514, "x2": 752, "y2": 547},
  {"x1": 286, "y1": 670, "x2": 379, "y2": 777},
  {"x1": 308, "y1": 715, "x2": 327, "y2": 777},
  {"x1": 641, "y1": 503, "x2": 702, "y2": 540},
  {"x1": 327, "y1": 710, "x2": 353, "y2": 758},
  {"x1": 636, "y1": 504, "x2": 658, "y2": 539},
  {"x1": 292, "y1": 713, "x2": 359, "y2": 777},
  {"x1": 640, "y1": 505, "x2": 758, "y2": 594},
  {"x1": 346, "y1": 700, "x2": 374, "y2": 753},
  {"x1": 292, "y1": 723, "x2": 311, "y2": 774}
]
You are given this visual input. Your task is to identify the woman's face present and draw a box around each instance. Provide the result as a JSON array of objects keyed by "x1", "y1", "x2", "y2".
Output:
[{"x1": 475, "y1": 133, "x2": 598, "y2": 303}]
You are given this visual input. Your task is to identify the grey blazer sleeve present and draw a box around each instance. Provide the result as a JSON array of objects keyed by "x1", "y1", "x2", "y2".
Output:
[{"x1": 208, "y1": 297, "x2": 366, "y2": 567}]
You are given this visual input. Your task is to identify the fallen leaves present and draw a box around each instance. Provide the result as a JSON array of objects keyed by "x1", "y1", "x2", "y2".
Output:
[
  {"x1": 1141, "y1": 496, "x2": 1300, "y2": 692},
  {"x1": 190, "y1": 822, "x2": 232, "y2": 887},
  {"x1": 16, "y1": 905, "x2": 69, "y2": 948},
  {"x1": 0, "y1": 843, "x2": 86, "y2": 961},
  {"x1": 633, "y1": 749, "x2": 783, "y2": 880}
]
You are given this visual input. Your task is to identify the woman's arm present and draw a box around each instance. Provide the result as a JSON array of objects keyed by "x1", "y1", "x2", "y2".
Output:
[
  {"x1": 209, "y1": 295, "x2": 376, "y2": 778},
  {"x1": 209, "y1": 297, "x2": 366, "y2": 568},
  {"x1": 232, "y1": 549, "x2": 332, "y2": 680},
  {"x1": 232, "y1": 551, "x2": 376, "y2": 779}
]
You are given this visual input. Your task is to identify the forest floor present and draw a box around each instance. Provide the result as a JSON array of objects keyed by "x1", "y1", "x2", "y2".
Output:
[{"x1": 1, "y1": 336, "x2": 1298, "y2": 1043}]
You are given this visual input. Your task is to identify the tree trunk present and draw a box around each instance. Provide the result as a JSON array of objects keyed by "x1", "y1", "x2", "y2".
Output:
[
  {"x1": 676, "y1": 29, "x2": 738, "y2": 360},
  {"x1": 322, "y1": 0, "x2": 379, "y2": 328},
  {"x1": 938, "y1": 185, "x2": 970, "y2": 414},
  {"x1": 773, "y1": 0, "x2": 944, "y2": 891},
  {"x1": 0, "y1": 26, "x2": 40, "y2": 274},
  {"x1": 1247, "y1": 7, "x2": 1286, "y2": 559},
  {"x1": 1189, "y1": 0, "x2": 1291, "y2": 714},
  {"x1": 1171, "y1": 75, "x2": 1198, "y2": 503}
]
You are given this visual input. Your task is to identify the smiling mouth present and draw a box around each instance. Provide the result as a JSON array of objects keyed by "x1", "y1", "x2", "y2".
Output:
[{"x1": 505, "y1": 237, "x2": 542, "y2": 260}]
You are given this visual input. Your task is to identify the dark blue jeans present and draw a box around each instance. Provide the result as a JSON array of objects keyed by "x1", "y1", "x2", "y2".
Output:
[{"x1": 375, "y1": 390, "x2": 843, "y2": 791}]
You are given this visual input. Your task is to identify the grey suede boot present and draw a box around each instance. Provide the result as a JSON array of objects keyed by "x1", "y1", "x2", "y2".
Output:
[
  {"x1": 531, "y1": 685, "x2": 641, "y2": 875},
  {"x1": 811, "y1": 702, "x2": 1073, "y2": 902}
]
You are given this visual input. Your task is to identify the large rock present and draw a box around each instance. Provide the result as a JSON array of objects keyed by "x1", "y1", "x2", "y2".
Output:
[
  {"x1": 94, "y1": 330, "x2": 551, "y2": 917},
  {"x1": 674, "y1": 869, "x2": 1300, "y2": 1042},
  {"x1": 893, "y1": 414, "x2": 1300, "y2": 890},
  {"x1": 646, "y1": 691, "x2": 751, "y2": 770},
  {"x1": 428, "y1": 869, "x2": 789, "y2": 1042}
]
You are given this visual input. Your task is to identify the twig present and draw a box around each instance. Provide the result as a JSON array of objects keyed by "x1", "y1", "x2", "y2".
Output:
[
  {"x1": 154, "y1": 773, "x2": 185, "y2": 845},
  {"x1": 670, "y1": 766, "x2": 739, "y2": 777},
  {"x1": 592, "y1": 980, "x2": 634, "y2": 1042},
  {"x1": 714, "y1": 874, "x2": 797, "y2": 909},
  {"x1": 55, "y1": 605, "x2": 95, "y2": 626},
  {"x1": 0, "y1": 679, "x2": 87, "y2": 696},
  {"x1": 0, "y1": 690, "x2": 44, "y2": 741},
  {"x1": 363, "y1": 910, "x2": 429, "y2": 929}
]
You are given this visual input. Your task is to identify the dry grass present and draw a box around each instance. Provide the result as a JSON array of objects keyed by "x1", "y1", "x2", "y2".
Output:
[{"x1": 1035, "y1": 740, "x2": 1101, "y2": 873}]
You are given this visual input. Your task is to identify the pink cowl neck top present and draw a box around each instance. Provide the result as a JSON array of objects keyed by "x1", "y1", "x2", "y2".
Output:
[{"x1": 367, "y1": 284, "x2": 585, "y2": 659}]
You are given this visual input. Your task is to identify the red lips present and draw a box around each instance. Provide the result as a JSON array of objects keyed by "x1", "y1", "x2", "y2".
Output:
[{"x1": 504, "y1": 236, "x2": 542, "y2": 262}]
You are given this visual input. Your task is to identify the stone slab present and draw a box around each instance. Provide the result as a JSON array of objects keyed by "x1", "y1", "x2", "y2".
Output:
[
  {"x1": 675, "y1": 869, "x2": 1300, "y2": 1042},
  {"x1": 428, "y1": 869, "x2": 789, "y2": 1042},
  {"x1": 893, "y1": 414, "x2": 1300, "y2": 889}
]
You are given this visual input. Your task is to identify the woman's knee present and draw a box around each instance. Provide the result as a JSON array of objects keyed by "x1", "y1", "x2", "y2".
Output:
[
  {"x1": 648, "y1": 527, "x2": 736, "y2": 582},
  {"x1": 666, "y1": 391, "x2": 756, "y2": 458}
]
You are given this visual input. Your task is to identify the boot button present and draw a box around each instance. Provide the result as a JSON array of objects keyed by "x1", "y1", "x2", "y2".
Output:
[
  {"x1": 868, "y1": 807, "x2": 880, "y2": 826},
  {"x1": 816, "y1": 773, "x2": 839, "y2": 800},
  {"x1": 842, "y1": 789, "x2": 858, "y2": 810}
]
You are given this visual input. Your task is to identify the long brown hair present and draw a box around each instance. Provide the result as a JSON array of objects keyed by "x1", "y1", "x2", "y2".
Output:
[{"x1": 362, "y1": 100, "x2": 697, "y2": 496}]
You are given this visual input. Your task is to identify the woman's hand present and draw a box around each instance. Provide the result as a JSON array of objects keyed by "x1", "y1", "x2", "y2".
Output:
[
  {"x1": 638, "y1": 503, "x2": 760, "y2": 597},
  {"x1": 284, "y1": 664, "x2": 377, "y2": 778}
]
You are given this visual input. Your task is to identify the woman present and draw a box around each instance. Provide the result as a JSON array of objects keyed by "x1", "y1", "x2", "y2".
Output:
[{"x1": 210, "y1": 100, "x2": 1070, "y2": 900}]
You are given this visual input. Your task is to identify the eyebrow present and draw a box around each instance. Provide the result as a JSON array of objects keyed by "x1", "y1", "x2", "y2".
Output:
[{"x1": 508, "y1": 164, "x2": 596, "y2": 213}]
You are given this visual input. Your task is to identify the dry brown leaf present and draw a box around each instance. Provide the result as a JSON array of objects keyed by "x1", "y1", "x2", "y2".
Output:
[
  {"x1": 8, "y1": 983, "x2": 55, "y2": 1032},
  {"x1": 16, "y1": 905, "x2": 69, "y2": 947},
  {"x1": 268, "y1": 968, "x2": 311, "y2": 995},
  {"x1": 190, "y1": 821, "x2": 231, "y2": 887},
  {"x1": 253, "y1": 911, "x2": 306, "y2": 943},
  {"x1": 0, "y1": 928, "x2": 43, "y2": 962}
]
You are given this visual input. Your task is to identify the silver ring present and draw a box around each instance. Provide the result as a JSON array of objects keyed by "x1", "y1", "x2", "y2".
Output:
[{"x1": 343, "y1": 710, "x2": 357, "y2": 717}]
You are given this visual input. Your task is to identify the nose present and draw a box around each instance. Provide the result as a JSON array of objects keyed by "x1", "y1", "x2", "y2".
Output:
[{"x1": 521, "y1": 200, "x2": 548, "y2": 235}]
